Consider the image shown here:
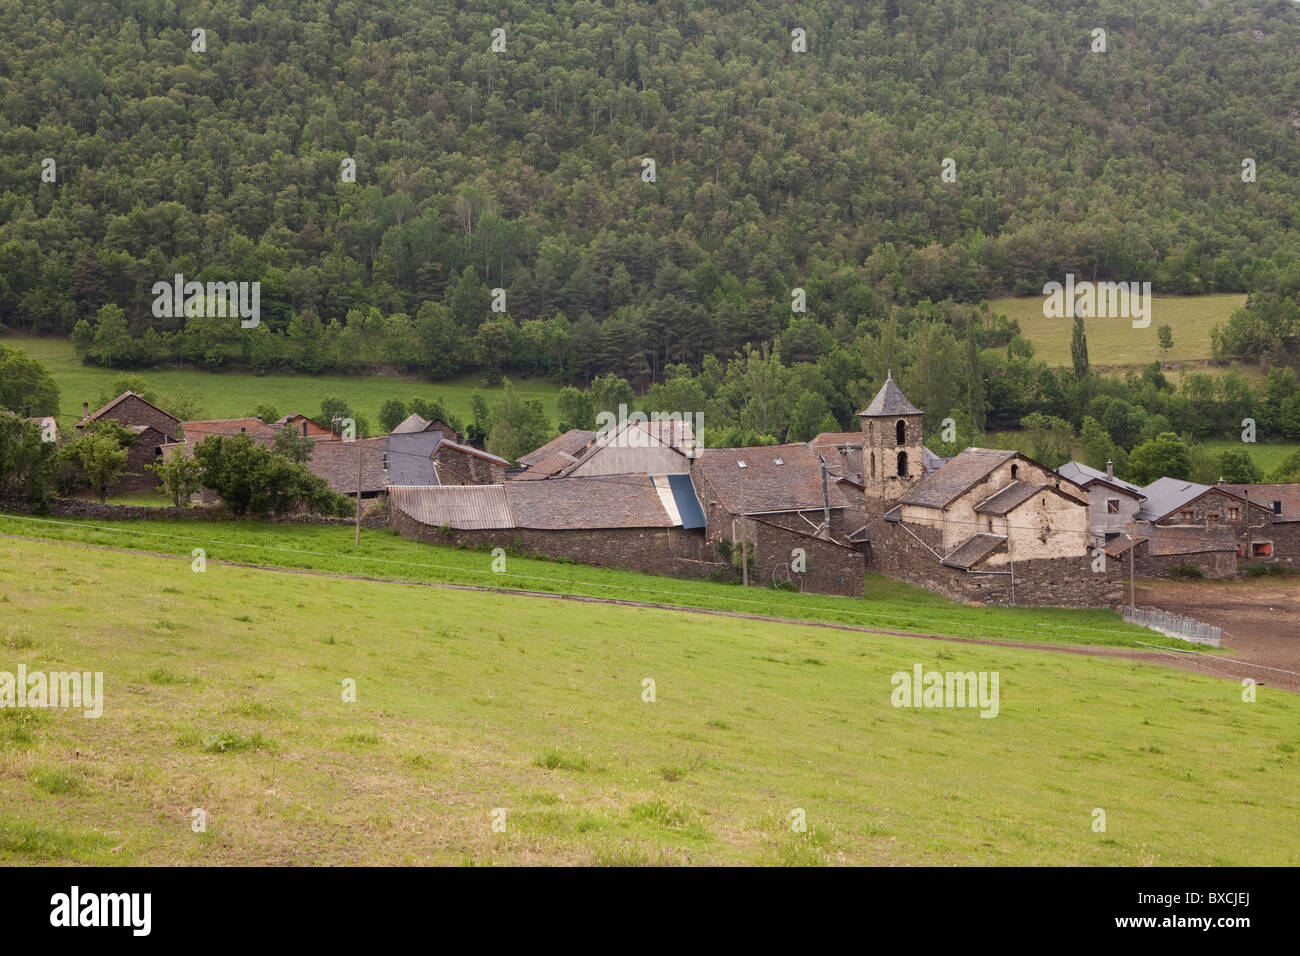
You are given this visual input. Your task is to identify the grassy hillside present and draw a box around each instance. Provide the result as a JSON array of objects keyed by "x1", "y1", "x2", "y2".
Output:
[
  {"x1": 2, "y1": 536, "x2": 1297, "y2": 865},
  {"x1": 0, "y1": 512, "x2": 1184, "y2": 650},
  {"x1": 989, "y1": 294, "x2": 1246, "y2": 369},
  {"x1": 2, "y1": 334, "x2": 563, "y2": 427}
]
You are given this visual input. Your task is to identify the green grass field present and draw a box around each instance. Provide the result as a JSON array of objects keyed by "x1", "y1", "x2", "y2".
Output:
[
  {"x1": 1200, "y1": 440, "x2": 1299, "y2": 477},
  {"x1": 990, "y1": 293, "x2": 1245, "y2": 370},
  {"x1": 2, "y1": 334, "x2": 563, "y2": 429},
  {"x1": 2, "y1": 534, "x2": 1297, "y2": 865},
  {"x1": 0, "y1": 512, "x2": 1189, "y2": 651}
]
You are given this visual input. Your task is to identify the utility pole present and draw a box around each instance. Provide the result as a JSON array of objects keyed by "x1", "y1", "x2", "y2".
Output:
[
  {"x1": 335, "y1": 414, "x2": 363, "y2": 547},
  {"x1": 1127, "y1": 520, "x2": 1136, "y2": 607},
  {"x1": 819, "y1": 454, "x2": 831, "y2": 538},
  {"x1": 355, "y1": 438, "x2": 362, "y2": 547}
]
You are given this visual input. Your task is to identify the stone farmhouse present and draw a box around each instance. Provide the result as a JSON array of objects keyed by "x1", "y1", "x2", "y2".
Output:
[{"x1": 75, "y1": 391, "x2": 181, "y2": 492}]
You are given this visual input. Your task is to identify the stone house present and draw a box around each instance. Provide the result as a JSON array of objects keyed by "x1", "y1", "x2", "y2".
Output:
[
  {"x1": 75, "y1": 391, "x2": 182, "y2": 492},
  {"x1": 433, "y1": 440, "x2": 509, "y2": 485},
  {"x1": 1057, "y1": 460, "x2": 1146, "y2": 547},
  {"x1": 513, "y1": 428, "x2": 599, "y2": 480},
  {"x1": 1137, "y1": 477, "x2": 1274, "y2": 558},
  {"x1": 388, "y1": 474, "x2": 712, "y2": 577}
]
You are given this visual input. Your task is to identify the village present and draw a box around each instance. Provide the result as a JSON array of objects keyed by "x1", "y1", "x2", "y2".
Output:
[{"x1": 42, "y1": 376, "x2": 1300, "y2": 611}]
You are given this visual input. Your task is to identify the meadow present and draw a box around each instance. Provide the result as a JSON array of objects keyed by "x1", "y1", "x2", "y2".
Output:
[
  {"x1": 2, "y1": 335, "x2": 563, "y2": 428},
  {"x1": 0, "y1": 512, "x2": 1185, "y2": 651},
  {"x1": 990, "y1": 293, "x2": 1246, "y2": 370},
  {"x1": 1, "y1": 535, "x2": 1296, "y2": 865}
]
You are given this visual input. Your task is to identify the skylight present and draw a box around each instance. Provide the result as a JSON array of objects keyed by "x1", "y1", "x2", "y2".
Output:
[
  {"x1": 774, "y1": 457, "x2": 784, "y2": 465},
  {"x1": 736, "y1": 460, "x2": 746, "y2": 468}
]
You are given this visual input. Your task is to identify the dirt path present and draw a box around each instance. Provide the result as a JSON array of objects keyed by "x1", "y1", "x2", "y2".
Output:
[
  {"x1": 1132, "y1": 579, "x2": 1300, "y2": 694},
  {"x1": 7, "y1": 532, "x2": 1298, "y2": 693}
]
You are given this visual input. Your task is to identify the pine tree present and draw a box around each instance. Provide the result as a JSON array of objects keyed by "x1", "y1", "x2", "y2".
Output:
[{"x1": 1071, "y1": 311, "x2": 1090, "y2": 380}]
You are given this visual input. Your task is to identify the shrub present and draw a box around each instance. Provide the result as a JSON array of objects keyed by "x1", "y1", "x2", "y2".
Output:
[
  {"x1": 1245, "y1": 563, "x2": 1283, "y2": 577},
  {"x1": 1168, "y1": 562, "x2": 1204, "y2": 580}
]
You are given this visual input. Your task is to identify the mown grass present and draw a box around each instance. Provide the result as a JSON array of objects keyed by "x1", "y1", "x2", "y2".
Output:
[
  {"x1": 990, "y1": 293, "x2": 1245, "y2": 370},
  {"x1": 0, "y1": 511, "x2": 1186, "y2": 650},
  {"x1": 0, "y1": 536, "x2": 1297, "y2": 865},
  {"x1": 3, "y1": 334, "x2": 563, "y2": 429}
]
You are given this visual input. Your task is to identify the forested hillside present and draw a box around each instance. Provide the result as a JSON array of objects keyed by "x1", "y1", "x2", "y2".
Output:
[{"x1": 2, "y1": 0, "x2": 1300, "y2": 471}]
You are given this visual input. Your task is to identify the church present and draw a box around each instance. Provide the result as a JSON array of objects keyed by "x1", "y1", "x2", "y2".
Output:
[{"x1": 808, "y1": 374, "x2": 1125, "y2": 608}]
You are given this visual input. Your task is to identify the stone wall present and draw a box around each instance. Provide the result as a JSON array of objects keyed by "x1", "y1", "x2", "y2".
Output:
[
  {"x1": 87, "y1": 393, "x2": 179, "y2": 440},
  {"x1": 1151, "y1": 488, "x2": 1273, "y2": 547},
  {"x1": 863, "y1": 515, "x2": 1124, "y2": 608},
  {"x1": 1267, "y1": 520, "x2": 1300, "y2": 566},
  {"x1": 738, "y1": 516, "x2": 865, "y2": 598},
  {"x1": 434, "y1": 446, "x2": 506, "y2": 485},
  {"x1": 1134, "y1": 547, "x2": 1237, "y2": 580},
  {"x1": 390, "y1": 506, "x2": 728, "y2": 582}
]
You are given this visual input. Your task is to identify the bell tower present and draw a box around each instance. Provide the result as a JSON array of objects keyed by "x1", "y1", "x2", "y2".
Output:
[{"x1": 859, "y1": 371, "x2": 925, "y2": 504}]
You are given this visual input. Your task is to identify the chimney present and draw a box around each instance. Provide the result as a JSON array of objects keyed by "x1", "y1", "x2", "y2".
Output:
[
  {"x1": 1105, "y1": 459, "x2": 1113, "y2": 479},
  {"x1": 82, "y1": 401, "x2": 89, "y2": 418}
]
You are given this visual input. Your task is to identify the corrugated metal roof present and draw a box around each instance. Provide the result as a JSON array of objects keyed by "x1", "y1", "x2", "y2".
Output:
[
  {"x1": 388, "y1": 484, "x2": 513, "y2": 529},
  {"x1": 665, "y1": 473, "x2": 706, "y2": 529}
]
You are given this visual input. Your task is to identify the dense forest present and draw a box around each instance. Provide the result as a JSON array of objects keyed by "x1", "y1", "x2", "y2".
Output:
[{"x1": 2, "y1": 0, "x2": 1300, "y2": 473}]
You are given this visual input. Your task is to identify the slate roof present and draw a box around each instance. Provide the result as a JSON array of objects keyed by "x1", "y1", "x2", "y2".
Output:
[
  {"x1": 696, "y1": 443, "x2": 848, "y2": 515},
  {"x1": 391, "y1": 413, "x2": 433, "y2": 434},
  {"x1": 941, "y1": 533, "x2": 1006, "y2": 569},
  {"x1": 506, "y1": 474, "x2": 676, "y2": 529},
  {"x1": 438, "y1": 440, "x2": 510, "y2": 466},
  {"x1": 389, "y1": 484, "x2": 513, "y2": 529},
  {"x1": 859, "y1": 373, "x2": 923, "y2": 417},
  {"x1": 1220, "y1": 483, "x2": 1300, "y2": 521},
  {"x1": 182, "y1": 418, "x2": 278, "y2": 444},
  {"x1": 921, "y1": 446, "x2": 948, "y2": 474},
  {"x1": 973, "y1": 481, "x2": 1042, "y2": 516},
  {"x1": 512, "y1": 450, "x2": 580, "y2": 479},
  {"x1": 307, "y1": 437, "x2": 390, "y2": 494},
  {"x1": 1136, "y1": 477, "x2": 1268, "y2": 521},
  {"x1": 900, "y1": 448, "x2": 1016, "y2": 509},
  {"x1": 1057, "y1": 461, "x2": 1145, "y2": 498},
  {"x1": 808, "y1": 431, "x2": 864, "y2": 452},
  {"x1": 387, "y1": 432, "x2": 442, "y2": 485},
  {"x1": 80, "y1": 391, "x2": 181, "y2": 427},
  {"x1": 518, "y1": 429, "x2": 597, "y2": 468}
]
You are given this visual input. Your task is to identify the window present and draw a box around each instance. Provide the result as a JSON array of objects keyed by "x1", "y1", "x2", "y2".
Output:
[
  {"x1": 1208, "y1": 513, "x2": 1220, "y2": 523},
  {"x1": 773, "y1": 457, "x2": 784, "y2": 465},
  {"x1": 1227, "y1": 507, "x2": 1240, "y2": 520},
  {"x1": 1252, "y1": 542, "x2": 1273, "y2": 557},
  {"x1": 897, "y1": 451, "x2": 908, "y2": 477},
  {"x1": 1274, "y1": 501, "x2": 1283, "y2": 515},
  {"x1": 1106, "y1": 499, "x2": 1120, "y2": 514},
  {"x1": 736, "y1": 460, "x2": 746, "y2": 468},
  {"x1": 1010, "y1": 464, "x2": 1019, "y2": 479},
  {"x1": 895, "y1": 420, "x2": 906, "y2": 445},
  {"x1": 1180, "y1": 510, "x2": 1195, "y2": 521}
]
